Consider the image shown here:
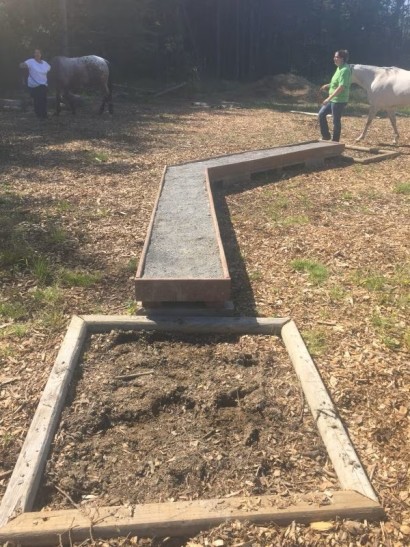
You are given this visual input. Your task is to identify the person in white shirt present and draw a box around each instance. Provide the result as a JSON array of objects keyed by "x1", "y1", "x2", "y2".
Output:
[{"x1": 19, "y1": 49, "x2": 51, "y2": 119}]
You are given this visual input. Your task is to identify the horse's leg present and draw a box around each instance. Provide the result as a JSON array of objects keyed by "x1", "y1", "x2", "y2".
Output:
[
  {"x1": 356, "y1": 106, "x2": 377, "y2": 142},
  {"x1": 55, "y1": 89, "x2": 62, "y2": 116},
  {"x1": 386, "y1": 109, "x2": 399, "y2": 144},
  {"x1": 64, "y1": 91, "x2": 76, "y2": 115},
  {"x1": 98, "y1": 82, "x2": 112, "y2": 115}
]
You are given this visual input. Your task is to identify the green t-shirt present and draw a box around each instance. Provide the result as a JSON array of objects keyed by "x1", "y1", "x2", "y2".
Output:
[{"x1": 329, "y1": 64, "x2": 351, "y2": 103}]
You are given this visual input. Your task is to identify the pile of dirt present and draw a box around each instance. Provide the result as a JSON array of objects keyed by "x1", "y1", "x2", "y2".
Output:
[{"x1": 251, "y1": 73, "x2": 319, "y2": 103}]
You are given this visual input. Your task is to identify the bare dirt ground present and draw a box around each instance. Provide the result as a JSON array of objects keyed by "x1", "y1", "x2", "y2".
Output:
[{"x1": 0, "y1": 77, "x2": 409, "y2": 546}]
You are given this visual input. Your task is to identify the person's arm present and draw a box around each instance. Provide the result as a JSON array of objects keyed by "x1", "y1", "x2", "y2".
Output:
[
  {"x1": 19, "y1": 62, "x2": 28, "y2": 69},
  {"x1": 323, "y1": 85, "x2": 344, "y2": 104}
]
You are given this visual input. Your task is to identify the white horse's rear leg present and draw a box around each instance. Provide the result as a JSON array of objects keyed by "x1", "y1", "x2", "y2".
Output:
[
  {"x1": 386, "y1": 109, "x2": 399, "y2": 144},
  {"x1": 356, "y1": 106, "x2": 377, "y2": 142}
]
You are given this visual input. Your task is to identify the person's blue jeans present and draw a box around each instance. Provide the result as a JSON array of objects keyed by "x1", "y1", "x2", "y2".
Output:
[{"x1": 318, "y1": 101, "x2": 347, "y2": 142}]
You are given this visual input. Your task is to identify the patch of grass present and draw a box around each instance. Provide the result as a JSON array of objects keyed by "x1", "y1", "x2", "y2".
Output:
[
  {"x1": 87, "y1": 150, "x2": 109, "y2": 163},
  {"x1": 0, "y1": 301, "x2": 27, "y2": 320},
  {"x1": 352, "y1": 270, "x2": 386, "y2": 291},
  {"x1": 58, "y1": 268, "x2": 102, "y2": 287},
  {"x1": 1, "y1": 432, "x2": 14, "y2": 448},
  {"x1": 371, "y1": 311, "x2": 408, "y2": 351},
  {"x1": 291, "y1": 258, "x2": 329, "y2": 285},
  {"x1": 302, "y1": 329, "x2": 328, "y2": 357},
  {"x1": 40, "y1": 309, "x2": 66, "y2": 330},
  {"x1": 55, "y1": 200, "x2": 73, "y2": 213},
  {"x1": 249, "y1": 270, "x2": 263, "y2": 281},
  {"x1": 126, "y1": 258, "x2": 138, "y2": 272},
  {"x1": 126, "y1": 300, "x2": 139, "y2": 315},
  {"x1": 47, "y1": 227, "x2": 69, "y2": 245},
  {"x1": 341, "y1": 190, "x2": 354, "y2": 201},
  {"x1": 281, "y1": 214, "x2": 309, "y2": 226},
  {"x1": 394, "y1": 182, "x2": 410, "y2": 195},
  {"x1": 328, "y1": 284, "x2": 346, "y2": 302},
  {"x1": 1, "y1": 323, "x2": 30, "y2": 338},
  {"x1": 33, "y1": 286, "x2": 63, "y2": 306},
  {"x1": 30, "y1": 255, "x2": 53, "y2": 285}
]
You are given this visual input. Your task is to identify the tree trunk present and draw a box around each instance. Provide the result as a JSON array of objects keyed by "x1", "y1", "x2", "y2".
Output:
[{"x1": 59, "y1": 0, "x2": 69, "y2": 55}]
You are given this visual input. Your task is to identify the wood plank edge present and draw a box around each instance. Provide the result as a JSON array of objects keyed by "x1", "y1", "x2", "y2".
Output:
[
  {"x1": 81, "y1": 315, "x2": 291, "y2": 336},
  {"x1": 0, "y1": 316, "x2": 88, "y2": 528},
  {"x1": 0, "y1": 491, "x2": 384, "y2": 546},
  {"x1": 280, "y1": 320, "x2": 379, "y2": 502}
]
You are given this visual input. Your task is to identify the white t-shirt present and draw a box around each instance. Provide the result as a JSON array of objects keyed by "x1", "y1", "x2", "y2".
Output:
[{"x1": 25, "y1": 58, "x2": 51, "y2": 87}]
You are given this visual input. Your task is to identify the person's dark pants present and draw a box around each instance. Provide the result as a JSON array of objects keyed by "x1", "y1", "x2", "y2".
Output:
[
  {"x1": 318, "y1": 101, "x2": 347, "y2": 142},
  {"x1": 29, "y1": 85, "x2": 48, "y2": 119}
]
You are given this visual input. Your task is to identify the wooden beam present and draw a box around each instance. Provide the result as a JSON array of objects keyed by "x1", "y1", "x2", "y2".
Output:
[
  {"x1": 82, "y1": 314, "x2": 290, "y2": 337},
  {"x1": 351, "y1": 151, "x2": 400, "y2": 164},
  {"x1": 0, "y1": 316, "x2": 88, "y2": 528},
  {"x1": 0, "y1": 490, "x2": 384, "y2": 546},
  {"x1": 280, "y1": 320, "x2": 379, "y2": 502}
]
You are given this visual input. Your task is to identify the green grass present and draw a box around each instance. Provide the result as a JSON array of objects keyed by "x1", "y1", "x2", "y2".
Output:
[
  {"x1": 55, "y1": 200, "x2": 74, "y2": 213},
  {"x1": 281, "y1": 214, "x2": 309, "y2": 226},
  {"x1": 58, "y1": 268, "x2": 102, "y2": 287},
  {"x1": 352, "y1": 269, "x2": 388, "y2": 291},
  {"x1": 291, "y1": 258, "x2": 329, "y2": 285},
  {"x1": 31, "y1": 255, "x2": 53, "y2": 285},
  {"x1": 47, "y1": 227, "x2": 69, "y2": 245},
  {"x1": 87, "y1": 150, "x2": 109, "y2": 163},
  {"x1": 371, "y1": 311, "x2": 408, "y2": 351},
  {"x1": 249, "y1": 270, "x2": 263, "y2": 281},
  {"x1": 328, "y1": 284, "x2": 346, "y2": 302},
  {"x1": 394, "y1": 182, "x2": 410, "y2": 195},
  {"x1": 302, "y1": 329, "x2": 328, "y2": 357},
  {"x1": 0, "y1": 301, "x2": 27, "y2": 320},
  {"x1": 126, "y1": 258, "x2": 138, "y2": 272}
]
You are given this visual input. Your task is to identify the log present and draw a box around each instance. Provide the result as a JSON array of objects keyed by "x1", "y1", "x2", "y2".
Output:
[
  {"x1": 0, "y1": 491, "x2": 384, "y2": 546},
  {"x1": 0, "y1": 316, "x2": 88, "y2": 527},
  {"x1": 280, "y1": 320, "x2": 379, "y2": 502},
  {"x1": 82, "y1": 314, "x2": 290, "y2": 337}
]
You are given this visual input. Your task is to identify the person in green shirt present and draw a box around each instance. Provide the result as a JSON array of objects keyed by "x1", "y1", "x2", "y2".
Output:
[{"x1": 318, "y1": 49, "x2": 351, "y2": 142}]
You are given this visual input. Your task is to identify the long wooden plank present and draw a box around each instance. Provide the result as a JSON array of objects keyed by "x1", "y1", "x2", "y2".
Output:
[
  {"x1": 206, "y1": 142, "x2": 344, "y2": 181},
  {"x1": 82, "y1": 314, "x2": 290, "y2": 336},
  {"x1": 280, "y1": 320, "x2": 379, "y2": 502},
  {"x1": 0, "y1": 316, "x2": 88, "y2": 528},
  {"x1": 352, "y1": 151, "x2": 400, "y2": 164},
  {"x1": 0, "y1": 491, "x2": 384, "y2": 546}
]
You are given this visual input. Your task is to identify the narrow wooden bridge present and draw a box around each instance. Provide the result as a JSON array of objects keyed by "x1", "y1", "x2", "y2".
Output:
[{"x1": 135, "y1": 140, "x2": 344, "y2": 307}]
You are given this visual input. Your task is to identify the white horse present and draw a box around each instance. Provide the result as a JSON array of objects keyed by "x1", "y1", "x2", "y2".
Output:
[{"x1": 350, "y1": 64, "x2": 410, "y2": 144}]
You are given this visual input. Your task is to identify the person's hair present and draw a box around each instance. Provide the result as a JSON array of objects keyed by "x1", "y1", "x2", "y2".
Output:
[{"x1": 336, "y1": 49, "x2": 349, "y2": 62}]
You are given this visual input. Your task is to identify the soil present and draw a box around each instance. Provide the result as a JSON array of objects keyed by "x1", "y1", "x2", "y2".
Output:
[
  {"x1": 0, "y1": 75, "x2": 409, "y2": 546},
  {"x1": 38, "y1": 331, "x2": 334, "y2": 511}
]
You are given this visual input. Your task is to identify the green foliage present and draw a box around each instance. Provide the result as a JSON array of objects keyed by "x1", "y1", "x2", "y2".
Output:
[{"x1": 291, "y1": 259, "x2": 329, "y2": 285}]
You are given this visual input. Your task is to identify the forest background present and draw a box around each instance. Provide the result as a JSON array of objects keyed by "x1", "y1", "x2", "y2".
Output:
[{"x1": 1, "y1": 0, "x2": 410, "y2": 93}]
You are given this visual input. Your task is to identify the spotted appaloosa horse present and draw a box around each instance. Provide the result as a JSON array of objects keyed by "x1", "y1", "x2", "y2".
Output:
[
  {"x1": 350, "y1": 63, "x2": 410, "y2": 144},
  {"x1": 50, "y1": 55, "x2": 113, "y2": 115}
]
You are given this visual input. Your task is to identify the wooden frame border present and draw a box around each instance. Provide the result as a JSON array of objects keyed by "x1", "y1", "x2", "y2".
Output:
[
  {"x1": 344, "y1": 145, "x2": 400, "y2": 164},
  {"x1": 0, "y1": 315, "x2": 384, "y2": 545}
]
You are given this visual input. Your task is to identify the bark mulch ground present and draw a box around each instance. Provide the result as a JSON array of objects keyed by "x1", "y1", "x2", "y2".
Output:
[{"x1": 0, "y1": 79, "x2": 409, "y2": 545}]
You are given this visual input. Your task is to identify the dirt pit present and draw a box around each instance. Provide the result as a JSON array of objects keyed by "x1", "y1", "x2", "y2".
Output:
[{"x1": 36, "y1": 330, "x2": 339, "y2": 512}]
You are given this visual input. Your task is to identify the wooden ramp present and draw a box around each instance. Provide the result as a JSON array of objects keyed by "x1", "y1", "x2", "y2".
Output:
[{"x1": 135, "y1": 141, "x2": 344, "y2": 306}]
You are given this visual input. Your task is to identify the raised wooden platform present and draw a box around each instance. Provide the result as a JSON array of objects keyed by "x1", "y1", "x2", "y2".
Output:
[{"x1": 135, "y1": 141, "x2": 344, "y2": 305}]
